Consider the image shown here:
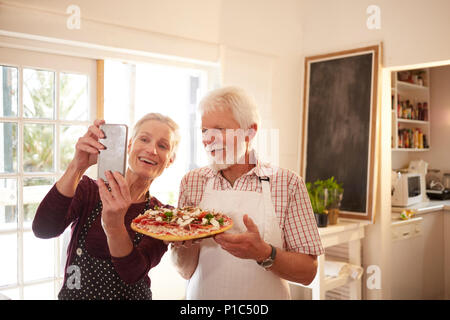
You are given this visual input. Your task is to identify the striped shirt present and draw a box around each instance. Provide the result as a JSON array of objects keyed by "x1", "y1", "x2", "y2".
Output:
[{"x1": 178, "y1": 161, "x2": 324, "y2": 256}]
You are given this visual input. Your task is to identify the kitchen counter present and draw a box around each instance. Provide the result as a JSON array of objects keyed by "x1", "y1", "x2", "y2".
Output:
[
  {"x1": 317, "y1": 219, "x2": 370, "y2": 236},
  {"x1": 392, "y1": 199, "x2": 450, "y2": 217}
]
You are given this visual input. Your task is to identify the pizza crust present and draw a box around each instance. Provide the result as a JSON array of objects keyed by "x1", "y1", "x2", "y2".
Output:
[{"x1": 131, "y1": 221, "x2": 233, "y2": 241}]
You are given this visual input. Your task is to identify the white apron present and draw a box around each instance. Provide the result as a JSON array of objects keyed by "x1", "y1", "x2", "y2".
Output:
[{"x1": 186, "y1": 176, "x2": 291, "y2": 300}]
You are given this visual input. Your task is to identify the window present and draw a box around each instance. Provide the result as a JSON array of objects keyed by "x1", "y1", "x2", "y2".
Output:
[
  {"x1": 104, "y1": 60, "x2": 218, "y2": 206},
  {"x1": 0, "y1": 46, "x2": 217, "y2": 300},
  {"x1": 104, "y1": 59, "x2": 219, "y2": 299},
  {"x1": 0, "y1": 47, "x2": 96, "y2": 299}
]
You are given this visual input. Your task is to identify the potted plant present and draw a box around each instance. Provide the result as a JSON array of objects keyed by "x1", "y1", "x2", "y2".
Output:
[
  {"x1": 322, "y1": 176, "x2": 344, "y2": 225},
  {"x1": 306, "y1": 177, "x2": 344, "y2": 227},
  {"x1": 306, "y1": 180, "x2": 329, "y2": 227}
]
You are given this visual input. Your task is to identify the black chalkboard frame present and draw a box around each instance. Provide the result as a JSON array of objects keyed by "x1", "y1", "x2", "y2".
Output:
[{"x1": 300, "y1": 45, "x2": 380, "y2": 223}]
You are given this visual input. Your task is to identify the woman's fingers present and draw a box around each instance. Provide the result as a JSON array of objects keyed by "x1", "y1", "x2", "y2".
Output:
[
  {"x1": 111, "y1": 171, "x2": 131, "y2": 202},
  {"x1": 104, "y1": 171, "x2": 131, "y2": 205},
  {"x1": 93, "y1": 119, "x2": 105, "y2": 128},
  {"x1": 98, "y1": 178, "x2": 113, "y2": 205},
  {"x1": 104, "y1": 171, "x2": 122, "y2": 199},
  {"x1": 77, "y1": 135, "x2": 105, "y2": 154},
  {"x1": 87, "y1": 121, "x2": 105, "y2": 140},
  {"x1": 76, "y1": 140, "x2": 100, "y2": 155}
]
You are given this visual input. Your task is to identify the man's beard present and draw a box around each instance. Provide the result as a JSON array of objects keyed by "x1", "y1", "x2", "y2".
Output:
[{"x1": 206, "y1": 141, "x2": 247, "y2": 172}]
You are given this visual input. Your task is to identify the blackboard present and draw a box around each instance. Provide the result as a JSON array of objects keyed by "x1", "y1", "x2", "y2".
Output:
[{"x1": 301, "y1": 46, "x2": 380, "y2": 222}]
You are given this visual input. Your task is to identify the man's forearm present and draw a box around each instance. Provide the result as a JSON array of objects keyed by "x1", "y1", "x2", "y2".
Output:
[
  {"x1": 268, "y1": 249, "x2": 318, "y2": 285},
  {"x1": 170, "y1": 245, "x2": 200, "y2": 280}
]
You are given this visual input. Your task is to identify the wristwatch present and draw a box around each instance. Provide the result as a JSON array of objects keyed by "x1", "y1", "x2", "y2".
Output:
[{"x1": 257, "y1": 244, "x2": 276, "y2": 270}]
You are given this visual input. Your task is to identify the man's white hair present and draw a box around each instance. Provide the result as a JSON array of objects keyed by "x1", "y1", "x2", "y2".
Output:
[{"x1": 198, "y1": 86, "x2": 261, "y2": 131}]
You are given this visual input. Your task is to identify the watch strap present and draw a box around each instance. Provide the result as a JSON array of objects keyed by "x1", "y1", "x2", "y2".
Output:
[{"x1": 257, "y1": 244, "x2": 276, "y2": 269}]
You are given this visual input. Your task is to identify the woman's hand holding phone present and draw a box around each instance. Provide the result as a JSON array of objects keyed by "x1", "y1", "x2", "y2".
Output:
[
  {"x1": 98, "y1": 170, "x2": 131, "y2": 233},
  {"x1": 98, "y1": 170, "x2": 135, "y2": 258},
  {"x1": 72, "y1": 119, "x2": 107, "y2": 172},
  {"x1": 55, "y1": 119, "x2": 107, "y2": 198}
]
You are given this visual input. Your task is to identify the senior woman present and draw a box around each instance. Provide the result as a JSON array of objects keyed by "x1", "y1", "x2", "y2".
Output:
[{"x1": 32, "y1": 113, "x2": 180, "y2": 300}]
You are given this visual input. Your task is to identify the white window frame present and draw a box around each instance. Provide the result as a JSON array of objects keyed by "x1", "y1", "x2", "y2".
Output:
[
  {"x1": 0, "y1": 41, "x2": 221, "y2": 300},
  {"x1": 0, "y1": 46, "x2": 97, "y2": 299}
]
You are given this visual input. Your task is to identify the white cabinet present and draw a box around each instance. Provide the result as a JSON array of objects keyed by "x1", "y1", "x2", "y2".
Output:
[
  {"x1": 391, "y1": 69, "x2": 431, "y2": 152},
  {"x1": 391, "y1": 212, "x2": 445, "y2": 299}
]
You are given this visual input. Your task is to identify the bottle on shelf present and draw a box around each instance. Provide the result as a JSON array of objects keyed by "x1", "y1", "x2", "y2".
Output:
[
  {"x1": 398, "y1": 128, "x2": 428, "y2": 149},
  {"x1": 423, "y1": 102, "x2": 428, "y2": 121}
]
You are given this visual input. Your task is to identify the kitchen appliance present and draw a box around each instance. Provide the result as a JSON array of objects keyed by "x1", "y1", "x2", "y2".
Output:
[
  {"x1": 426, "y1": 189, "x2": 450, "y2": 200},
  {"x1": 425, "y1": 169, "x2": 450, "y2": 200},
  {"x1": 443, "y1": 173, "x2": 450, "y2": 189},
  {"x1": 392, "y1": 172, "x2": 423, "y2": 207},
  {"x1": 408, "y1": 160, "x2": 428, "y2": 202}
]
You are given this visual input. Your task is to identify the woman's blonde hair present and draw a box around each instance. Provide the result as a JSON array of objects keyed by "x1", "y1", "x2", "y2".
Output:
[{"x1": 131, "y1": 113, "x2": 181, "y2": 161}]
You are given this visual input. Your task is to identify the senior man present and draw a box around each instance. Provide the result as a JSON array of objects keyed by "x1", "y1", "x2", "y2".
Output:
[{"x1": 171, "y1": 86, "x2": 324, "y2": 300}]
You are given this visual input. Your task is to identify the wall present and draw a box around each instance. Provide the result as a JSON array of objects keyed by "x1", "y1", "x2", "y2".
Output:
[
  {"x1": 301, "y1": 0, "x2": 450, "y2": 68},
  {"x1": 0, "y1": 0, "x2": 304, "y2": 172},
  {"x1": 300, "y1": 0, "x2": 450, "y2": 300}
]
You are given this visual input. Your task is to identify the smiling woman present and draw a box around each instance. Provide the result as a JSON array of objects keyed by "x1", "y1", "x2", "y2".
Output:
[{"x1": 32, "y1": 113, "x2": 181, "y2": 300}]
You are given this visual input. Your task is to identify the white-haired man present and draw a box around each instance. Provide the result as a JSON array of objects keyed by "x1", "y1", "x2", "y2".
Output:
[{"x1": 171, "y1": 86, "x2": 324, "y2": 300}]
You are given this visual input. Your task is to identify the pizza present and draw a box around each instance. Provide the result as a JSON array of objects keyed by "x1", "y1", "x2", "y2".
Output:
[{"x1": 131, "y1": 206, "x2": 233, "y2": 241}]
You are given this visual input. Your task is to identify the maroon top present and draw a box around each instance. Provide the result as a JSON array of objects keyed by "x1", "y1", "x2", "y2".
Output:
[{"x1": 32, "y1": 175, "x2": 169, "y2": 286}]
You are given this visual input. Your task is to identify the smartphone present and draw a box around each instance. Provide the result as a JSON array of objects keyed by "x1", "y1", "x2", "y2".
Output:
[{"x1": 97, "y1": 124, "x2": 128, "y2": 183}]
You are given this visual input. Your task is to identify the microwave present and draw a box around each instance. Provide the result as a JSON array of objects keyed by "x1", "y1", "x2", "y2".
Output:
[{"x1": 392, "y1": 172, "x2": 422, "y2": 207}]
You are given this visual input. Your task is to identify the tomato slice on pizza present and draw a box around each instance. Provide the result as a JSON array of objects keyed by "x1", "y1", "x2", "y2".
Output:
[{"x1": 131, "y1": 206, "x2": 233, "y2": 241}]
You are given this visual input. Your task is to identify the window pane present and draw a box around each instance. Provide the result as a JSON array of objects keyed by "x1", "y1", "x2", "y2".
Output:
[
  {"x1": 60, "y1": 73, "x2": 88, "y2": 121},
  {"x1": 23, "y1": 282, "x2": 55, "y2": 300},
  {"x1": 104, "y1": 61, "x2": 133, "y2": 126},
  {"x1": 60, "y1": 125, "x2": 87, "y2": 172},
  {"x1": 0, "y1": 178, "x2": 17, "y2": 231},
  {"x1": 23, "y1": 177, "x2": 54, "y2": 228},
  {"x1": 23, "y1": 68, "x2": 55, "y2": 119},
  {"x1": 0, "y1": 122, "x2": 18, "y2": 173},
  {"x1": 0, "y1": 233, "x2": 17, "y2": 286},
  {"x1": 23, "y1": 123, "x2": 54, "y2": 172},
  {"x1": 0, "y1": 65, "x2": 18, "y2": 117},
  {"x1": 0, "y1": 287, "x2": 19, "y2": 300},
  {"x1": 23, "y1": 231, "x2": 55, "y2": 282}
]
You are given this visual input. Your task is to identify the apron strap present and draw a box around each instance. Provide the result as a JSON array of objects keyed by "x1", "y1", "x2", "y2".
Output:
[{"x1": 259, "y1": 177, "x2": 274, "y2": 242}]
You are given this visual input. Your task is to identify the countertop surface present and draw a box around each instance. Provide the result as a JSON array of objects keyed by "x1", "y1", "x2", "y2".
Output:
[
  {"x1": 317, "y1": 219, "x2": 369, "y2": 236},
  {"x1": 392, "y1": 199, "x2": 450, "y2": 217}
]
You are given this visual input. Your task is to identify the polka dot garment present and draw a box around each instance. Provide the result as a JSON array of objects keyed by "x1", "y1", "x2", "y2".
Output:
[{"x1": 58, "y1": 199, "x2": 152, "y2": 300}]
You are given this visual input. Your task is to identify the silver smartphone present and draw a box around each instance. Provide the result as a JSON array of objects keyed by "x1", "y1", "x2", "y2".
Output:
[{"x1": 97, "y1": 124, "x2": 128, "y2": 183}]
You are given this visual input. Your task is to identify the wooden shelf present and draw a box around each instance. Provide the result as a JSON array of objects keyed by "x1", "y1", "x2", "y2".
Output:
[
  {"x1": 397, "y1": 119, "x2": 429, "y2": 125},
  {"x1": 392, "y1": 148, "x2": 430, "y2": 152},
  {"x1": 397, "y1": 80, "x2": 428, "y2": 90},
  {"x1": 391, "y1": 69, "x2": 431, "y2": 151}
]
